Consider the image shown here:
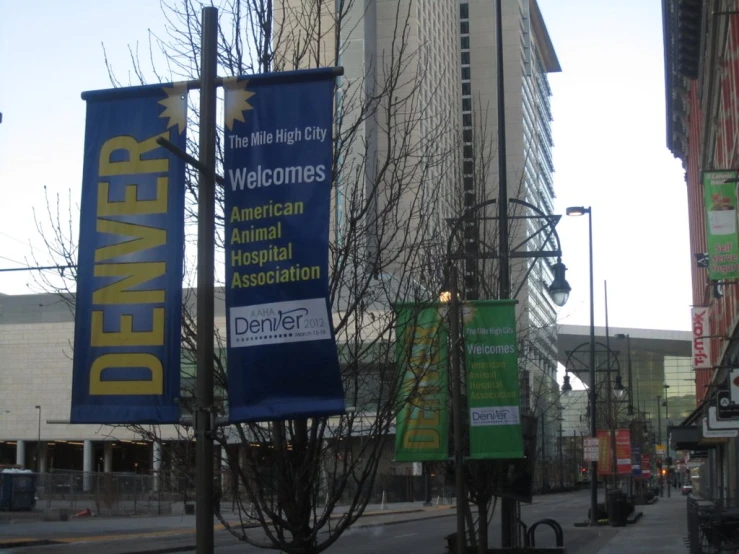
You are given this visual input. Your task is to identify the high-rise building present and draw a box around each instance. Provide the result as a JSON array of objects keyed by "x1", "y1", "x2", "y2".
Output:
[
  {"x1": 277, "y1": 0, "x2": 563, "y2": 447},
  {"x1": 275, "y1": 0, "x2": 463, "y2": 264}
]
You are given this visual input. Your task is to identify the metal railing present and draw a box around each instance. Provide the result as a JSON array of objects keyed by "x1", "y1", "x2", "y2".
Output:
[
  {"x1": 35, "y1": 471, "x2": 182, "y2": 517},
  {"x1": 687, "y1": 496, "x2": 739, "y2": 553}
]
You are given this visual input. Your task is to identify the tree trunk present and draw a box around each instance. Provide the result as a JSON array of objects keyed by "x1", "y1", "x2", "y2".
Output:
[{"x1": 476, "y1": 499, "x2": 488, "y2": 554}]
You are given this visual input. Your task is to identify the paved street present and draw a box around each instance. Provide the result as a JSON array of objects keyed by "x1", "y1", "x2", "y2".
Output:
[{"x1": 0, "y1": 489, "x2": 691, "y2": 553}]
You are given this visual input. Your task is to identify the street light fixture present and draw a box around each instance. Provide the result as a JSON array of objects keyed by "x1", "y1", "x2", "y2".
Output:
[
  {"x1": 561, "y1": 374, "x2": 573, "y2": 396},
  {"x1": 613, "y1": 375, "x2": 626, "y2": 399},
  {"x1": 566, "y1": 205, "x2": 597, "y2": 527},
  {"x1": 548, "y1": 258, "x2": 571, "y2": 307}
]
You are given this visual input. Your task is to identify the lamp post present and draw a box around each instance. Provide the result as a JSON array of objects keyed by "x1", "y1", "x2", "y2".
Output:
[
  {"x1": 663, "y1": 384, "x2": 671, "y2": 497},
  {"x1": 444, "y1": 191, "x2": 570, "y2": 551},
  {"x1": 566, "y1": 205, "x2": 598, "y2": 526},
  {"x1": 615, "y1": 334, "x2": 634, "y2": 417},
  {"x1": 34, "y1": 405, "x2": 41, "y2": 474},
  {"x1": 614, "y1": 333, "x2": 635, "y2": 497},
  {"x1": 447, "y1": 266, "x2": 465, "y2": 554},
  {"x1": 557, "y1": 417, "x2": 564, "y2": 490},
  {"x1": 656, "y1": 396, "x2": 662, "y2": 446},
  {"x1": 663, "y1": 384, "x2": 670, "y2": 443}
]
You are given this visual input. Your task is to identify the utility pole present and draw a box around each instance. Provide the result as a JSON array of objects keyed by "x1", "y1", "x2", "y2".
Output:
[
  {"x1": 558, "y1": 423, "x2": 564, "y2": 490},
  {"x1": 494, "y1": 0, "x2": 518, "y2": 546},
  {"x1": 541, "y1": 415, "x2": 547, "y2": 491},
  {"x1": 195, "y1": 7, "x2": 218, "y2": 554},
  {"x1": 449, "y1": 266, "x2": 466, "y2": 554}
]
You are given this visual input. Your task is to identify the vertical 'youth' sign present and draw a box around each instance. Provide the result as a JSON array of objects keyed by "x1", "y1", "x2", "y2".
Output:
[{"x1": 223, "y1": 69, "x2": 345, "y2": 422}]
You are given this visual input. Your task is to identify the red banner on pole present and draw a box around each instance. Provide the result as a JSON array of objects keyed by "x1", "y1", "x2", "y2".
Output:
[
  {"x1": 596, "y1": 429, "x2": 632, "y2": 475},
  {"x1": 641, "y1": 454, "x2": 652, "y2": 478},
  {"x1": 616, "y1": 429, "x2": 632, "y2": 475},
  {"x1": 596, "y1": 430, "x2": 611, "y2": 475}
]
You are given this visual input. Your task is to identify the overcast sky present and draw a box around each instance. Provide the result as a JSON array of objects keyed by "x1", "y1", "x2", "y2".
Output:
[{"x1": 0, "y1": 0, "x2": 690, "y2": 333}]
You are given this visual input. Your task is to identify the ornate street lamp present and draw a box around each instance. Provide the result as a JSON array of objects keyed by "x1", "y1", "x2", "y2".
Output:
[
  {"x1": 613, "y1": 375, "x2": 626, "y2": 399},
  {"x1": 548, "y1": 258, "x2": 571, "y2": 307}
]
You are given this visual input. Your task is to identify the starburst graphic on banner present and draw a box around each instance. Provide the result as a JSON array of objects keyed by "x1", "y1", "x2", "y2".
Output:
[
  {"x1": 158, "y1": 82, "x2": 187, "y2": 134},
  {"x1": 223, "y1": 77, "x2": 256, "y2": 130},
  {"x1": 462, "y1": 304, "x2": 477, "y2": 325}
]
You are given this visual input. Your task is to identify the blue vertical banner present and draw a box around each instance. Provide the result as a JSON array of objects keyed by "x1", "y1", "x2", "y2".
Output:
[
  {"x1": 223, "y1": 69, "x2": 345, "y2": 422},
  {"x1": 71, "y1": 83, "x2": 187, "y2": 424}
]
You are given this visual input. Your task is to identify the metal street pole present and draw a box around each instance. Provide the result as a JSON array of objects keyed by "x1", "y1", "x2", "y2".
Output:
[
  {"x1": 567, "y1": 206, "x2": 597, "y2": 525},
  {"x1": 195, "y1": 7, "x2": 218, "y2": 554},
  {"x1": 626, "y1": 336, "x2": 633, "y2": 416},
  {"x1": 494, "y1": 0, "x2": 518, "y2": 544},
  {"x1": 656, "y1": 396, "x2": 662, "y2": 498},
  {"x1": 449, "y1": 266, "x2": 466, "y2": 554},
  {"x1": 558, "y1": 423, "x2": 563, "y2": 489},
  {"x1": 423, "y1": 462, "x2": 432, "y2": 506},
  {"x1": 541, "y1": 415, "x2": 547, "y2": 491},
  {"x1": 34, "y1": 405, "x2": 41, "y2": 473},
  {"x1": 664, "y1": 385, "x2": 671, "y2": 498},
  {"x1": 587, "y1": 210, "x2": 598, "y2": 525},
  {"x1": 604, "y1": 282, "x2": 617, "y2": 489}
]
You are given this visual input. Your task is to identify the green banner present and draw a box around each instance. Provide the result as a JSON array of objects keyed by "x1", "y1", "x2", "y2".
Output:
[
  {"x1": 465, "y1": 300, "x2": 523, "y2": 459},
  {"x1": 704, "y1": 170, "x2": 739, "y2": 280},
  {"x1": 394, "y1": 304, "x2": 449, "y2": 462}
]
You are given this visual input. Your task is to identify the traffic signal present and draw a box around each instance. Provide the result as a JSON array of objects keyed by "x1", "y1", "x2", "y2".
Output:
[{"x1": 661, "y1": 468, "x2": 668, "y2": 476}]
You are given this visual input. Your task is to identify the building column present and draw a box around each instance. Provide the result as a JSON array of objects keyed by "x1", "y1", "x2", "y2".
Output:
[
  {"x1": 152, "y1": 441, "x2": 162, "y2": 492},
  {"x1": 83, "y1": 440, "x2": 93, "y2": 492},
  {"x1": 39, "y1": 442, "x2": 47, "y2": 474},
  {"x1": 103, "y1": 442, "x2": 113, "y2": 473},
  {"x1": 15, "y1": 440, "x2": 25, "y2": 468}
]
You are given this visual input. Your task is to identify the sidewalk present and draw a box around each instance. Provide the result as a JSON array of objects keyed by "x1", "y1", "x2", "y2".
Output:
[{"x1": 594, "y1": 492, "x2": 689, "y2": 553}]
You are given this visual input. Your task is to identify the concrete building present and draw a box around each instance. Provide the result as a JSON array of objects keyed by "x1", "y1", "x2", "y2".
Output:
[
  {"x1": 558, "y1": 324, "x2": 693, "y2": 448},
  {"x1": 275, "y1": 0, "x2": 463, "y2": 265}
]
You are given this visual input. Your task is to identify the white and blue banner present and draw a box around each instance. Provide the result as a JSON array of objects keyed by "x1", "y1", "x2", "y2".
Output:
[{"x1": 223, "y1": 68, "x2": 345, "y2": 422}]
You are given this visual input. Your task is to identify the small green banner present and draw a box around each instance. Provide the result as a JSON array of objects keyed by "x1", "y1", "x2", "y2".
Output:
[
  {"x1": 464, "y1": 300, "x2": 523, "y2": 459},
  {"x1": 703, "y1": 170, "x2": 739, "y2": 280},
  {"x1": 394, "y1": 304, "x2": 449, "y2": 462}
]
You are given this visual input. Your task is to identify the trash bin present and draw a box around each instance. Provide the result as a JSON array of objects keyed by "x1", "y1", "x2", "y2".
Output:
[
  {"x1": 0, "y1": 470, "x2": 36, "y2": 511},
  {"x1": 607, "y1": 490, "x2": 628, "y2": 527}
]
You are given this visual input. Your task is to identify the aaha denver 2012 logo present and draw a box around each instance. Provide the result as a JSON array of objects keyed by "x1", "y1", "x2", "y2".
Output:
[
  {"x1": 229, "y1": 298, "x2": 331, "y2": 348},
  {"x1": 469, "y1": 406, "x2": 520, "y2": 427}
]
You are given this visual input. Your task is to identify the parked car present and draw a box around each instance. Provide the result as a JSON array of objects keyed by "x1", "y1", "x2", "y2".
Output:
[{"x1": 681, "y1": 484, "x2": 693, "y2": 496}]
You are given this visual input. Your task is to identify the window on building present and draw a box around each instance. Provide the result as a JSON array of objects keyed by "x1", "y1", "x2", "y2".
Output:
[
  {"x1": 462, "y1": 67, "x2": 470, "y2": 80},
  {"x1": 461, "y1": 36, "x2": 470, "y2": 49},
  {"x1": 461, "y1": 21, "x2": 469, "y2": 34},
  {"x1": 462, "y1": 82, "x2": 471, "y2": 95},
  {"x1": 460, "y1": 3, "x2": 469, "y2": 19}
]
